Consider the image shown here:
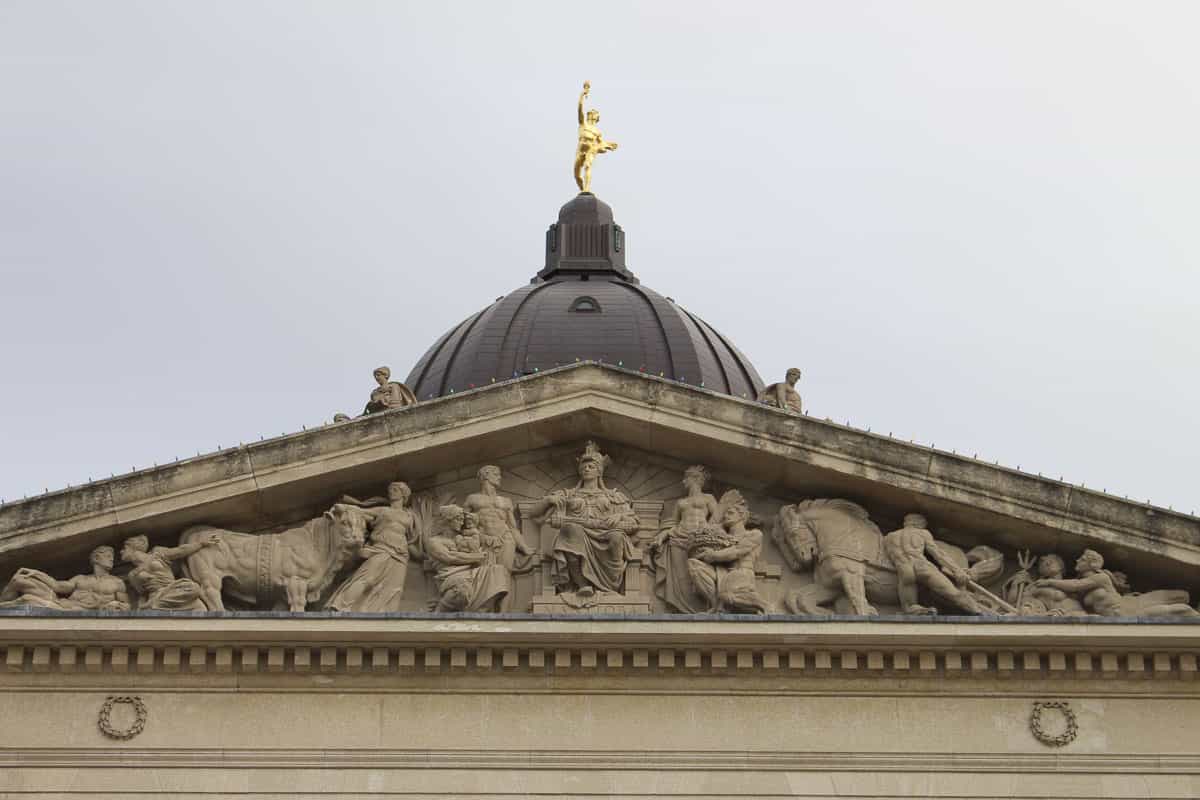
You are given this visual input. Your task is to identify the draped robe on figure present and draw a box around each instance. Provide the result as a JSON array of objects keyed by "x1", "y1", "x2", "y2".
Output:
[{"x1": 547, "y1": 487, "x2": 638, "y2": 594}]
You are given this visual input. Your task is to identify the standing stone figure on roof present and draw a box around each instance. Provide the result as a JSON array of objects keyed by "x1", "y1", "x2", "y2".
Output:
[
  {"x1": 122, "y1": 533, "x2": 220, "y2": 611},
  {"x1": 757, "y1": 367, "x2": 802, "y2": 413},
  {"x1": 327, "y1": 481, "x2": 422, "y2": 613},
  {"x1": 574, "y1": 81, "x2": 619, "y2": 194},
  {"x1": 0, "y1": 546, "x2": 130, "y2": 611},
  {"x1": 527, "y1": 441, "x2": 640, "y2": 598},
  {"x1": 363, "y1": 366, "x2": 417, "y2": 415},
  {"x1": 652, "y1": 465, "x2": 719, "y2": 614}
]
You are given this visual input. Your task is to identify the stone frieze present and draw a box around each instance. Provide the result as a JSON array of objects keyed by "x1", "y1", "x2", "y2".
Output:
[{"x1": 1, "y1": 439, "x2": 1196, "y2": 619}]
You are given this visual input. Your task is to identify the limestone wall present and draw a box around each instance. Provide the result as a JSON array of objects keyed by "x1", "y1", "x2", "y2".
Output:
[{"x1": 1, "y1": 616, "x2": 1198, "y2": 798}]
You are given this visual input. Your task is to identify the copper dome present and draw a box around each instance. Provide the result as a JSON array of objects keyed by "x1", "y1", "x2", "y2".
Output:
[{"x1": 405, "y1": 195, "x2": 764, "y2": 400}]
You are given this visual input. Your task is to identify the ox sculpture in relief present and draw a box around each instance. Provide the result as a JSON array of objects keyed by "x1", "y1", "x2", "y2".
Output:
[
  {"x1": 179, "y1": 503, "x2": 371, "y2": 612},
  {"x1": 773, "y1": 500, "x2": 1012, "y2": 616}
]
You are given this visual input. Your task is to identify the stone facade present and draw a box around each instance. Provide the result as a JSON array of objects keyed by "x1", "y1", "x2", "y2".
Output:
[{"x1": 1, "y1": 364, "x2": 1199, "y2": 798}]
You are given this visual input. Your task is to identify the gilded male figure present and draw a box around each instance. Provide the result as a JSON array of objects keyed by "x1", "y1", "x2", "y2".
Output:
[{"x1": 574, "y1": 82, "x2": 618, "y2": 194}]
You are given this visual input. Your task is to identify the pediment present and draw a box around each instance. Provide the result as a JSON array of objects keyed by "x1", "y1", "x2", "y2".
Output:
[{"x1": 1, "y1": 363, "x2": 1197, "y2": 617}]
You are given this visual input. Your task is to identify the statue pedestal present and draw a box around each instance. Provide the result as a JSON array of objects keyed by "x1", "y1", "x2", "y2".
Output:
[{"x1": 531, "y1": 590, "x2": 651, "y2": 615}]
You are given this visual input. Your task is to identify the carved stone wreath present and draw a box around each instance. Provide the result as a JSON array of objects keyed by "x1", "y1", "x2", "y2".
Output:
[
  {"x1": 1030, "y1": 700, "x2": 1077, "y2": 747},
  {"x1": 98, "y1": 695, "x2": 147, "y2": 740}
]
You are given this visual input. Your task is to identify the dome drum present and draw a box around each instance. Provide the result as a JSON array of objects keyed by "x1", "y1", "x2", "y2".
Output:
[{"x1": 539, "y1": 193, "x2": 632, "y2": 281}]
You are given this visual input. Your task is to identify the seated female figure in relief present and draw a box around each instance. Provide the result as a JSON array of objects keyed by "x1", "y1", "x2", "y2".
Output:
[{"x1": 525, "y1": 441, "x2": 641, "y2": 599}]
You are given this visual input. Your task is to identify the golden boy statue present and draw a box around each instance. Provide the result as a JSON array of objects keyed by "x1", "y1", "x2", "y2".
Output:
[{"x1": 574, "y1": 81, "x2": 618, "y2": 193}]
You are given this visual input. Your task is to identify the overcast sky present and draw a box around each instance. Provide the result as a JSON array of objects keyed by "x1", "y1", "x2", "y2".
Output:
[{"x1": 1, "y1": 1, "x2": 1197, "y2": 515}]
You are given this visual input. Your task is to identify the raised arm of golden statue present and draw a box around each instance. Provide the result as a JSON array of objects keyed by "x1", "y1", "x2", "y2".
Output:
[{"x1": 574, "y1": 81, "x2": 618, "y2": 194}]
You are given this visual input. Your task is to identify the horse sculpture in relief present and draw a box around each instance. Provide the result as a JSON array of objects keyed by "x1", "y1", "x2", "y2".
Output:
[
  {"x1": 179, "y1": 503, "x2": 370, "y2": 612},
  {"x1": 773, "y1": 499, "x2": 1010, "y2": 616}
]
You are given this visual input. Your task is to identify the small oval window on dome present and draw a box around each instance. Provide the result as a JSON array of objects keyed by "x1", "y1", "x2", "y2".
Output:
[{"x1": 569, "y1": 296, "x2": 601, "y2": 313}]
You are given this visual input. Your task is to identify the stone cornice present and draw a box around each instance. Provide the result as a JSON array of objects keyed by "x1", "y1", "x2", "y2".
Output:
[
  {"x1": 1, "y1": 364, "x2": 1197, "y2": 580},
  {"x1": 2, "y1": 748, "x2": 1199, "y2": 774},
  {"x1": 2, "y1": 615, "x2": 1199, "y2": 680}
]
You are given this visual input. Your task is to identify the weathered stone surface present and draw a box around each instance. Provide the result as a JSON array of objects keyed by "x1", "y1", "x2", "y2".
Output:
[{"x1": 2, "y1": 364, "x2": 1198, "y2": 611}]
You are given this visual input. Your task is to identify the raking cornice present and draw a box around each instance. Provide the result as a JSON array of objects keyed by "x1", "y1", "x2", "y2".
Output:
[{"x1": 1, "y1": 363, "x2": 1197, "y2": 584}]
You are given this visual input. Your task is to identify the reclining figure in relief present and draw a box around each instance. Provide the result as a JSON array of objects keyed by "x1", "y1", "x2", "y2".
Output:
[
  {"x1": 0, "y1": 545, "x2": 130, "y2": 612},
  {"x1": 1003, "y1": 552, "x2": 1087, "y2": 616},
  {"x1": 1032, "y1": 549, "x2": 1199, "y2": 618}
]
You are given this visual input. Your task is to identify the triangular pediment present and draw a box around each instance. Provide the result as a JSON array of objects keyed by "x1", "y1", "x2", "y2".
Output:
[{"x1": 2, "y1": 363, "x2": 1197, "y2": 616}]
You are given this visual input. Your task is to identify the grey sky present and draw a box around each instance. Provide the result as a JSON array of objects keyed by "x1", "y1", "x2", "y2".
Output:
[{"x1": 1, "y1": 1, "x2": 1197, "y2": 514}]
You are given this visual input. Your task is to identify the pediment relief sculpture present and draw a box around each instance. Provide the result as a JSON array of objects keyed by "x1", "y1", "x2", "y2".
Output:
[
  {"x1": 425, "y1": 504, "x2": 511, "y2": 612},
  {"x1": 651, "y1": 465, "x2": 720, "y2": 614},
  {"x1": 326, "y1": 482, "x2": 422, "y2": 613},
  {"x1": 526, "y1": 441, "x2": 642, "y2": 601},
  {"x1": 774, "y1": 499, "x2": 1197, "y2": 618},
  {"x1": 122, "y1": 533, "x2": 218, "y2": 611},
  {"x1": 182, "y1": 503, "x2": 371, "y2": 612},
  {"x1": 1, "y1": 545, "x2": 130, "y2": 612},
  {"x1": 686, "y1": 489, "x2": 771, "y2": 615},
  {"x1": 1, "y1": 444, "x2": 1196, "y2": 619},
  {"x1": 774, "y1": 500, "x2": 997, "y2": 616}
]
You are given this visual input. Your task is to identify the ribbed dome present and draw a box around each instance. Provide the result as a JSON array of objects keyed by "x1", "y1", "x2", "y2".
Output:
[{"x1": 405, "y1": 194, "x2": 765, "y2": 400}]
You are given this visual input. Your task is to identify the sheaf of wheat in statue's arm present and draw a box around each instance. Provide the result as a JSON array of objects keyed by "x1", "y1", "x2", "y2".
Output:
[{"x1": 574, "y1": 81, "x2": 618, "y2": 193}]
